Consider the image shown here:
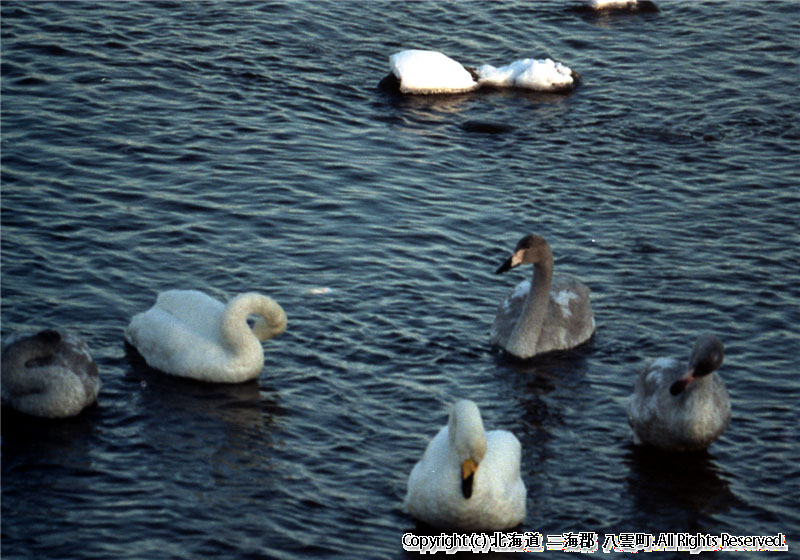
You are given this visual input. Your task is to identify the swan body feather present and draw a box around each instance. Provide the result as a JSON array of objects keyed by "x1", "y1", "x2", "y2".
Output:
[
  {"x1": 404, "y1": 400, "x2": 526, "y2": 531},
  {"x1": 124, "y1": 290, "x2": 286, "y2": 383},
  {"x1": 1, "y1": 329, "x2": 100, "y2": 418}
]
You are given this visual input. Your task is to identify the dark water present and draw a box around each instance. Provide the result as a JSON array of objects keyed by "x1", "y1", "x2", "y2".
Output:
[{"x1": 2, "y1": 1, "x2": 798, "y2": 558}]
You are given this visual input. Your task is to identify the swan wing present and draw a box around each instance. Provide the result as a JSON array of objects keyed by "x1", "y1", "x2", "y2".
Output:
[
  {"x1": 405, "y1": 426, "x2": 459, "y2": 526},
  {"x1": 490, "y1": 279, "x2": 529, "y2": 347},
  {"x1": 478, "y1": 430, "x2": 526, "y2": 527},
  {"x1": 538, "y1": 274, "x2": 595, "y2": 351},
  {"x1": 126, "y1": 292, "x2": 232, "y2": 378}
]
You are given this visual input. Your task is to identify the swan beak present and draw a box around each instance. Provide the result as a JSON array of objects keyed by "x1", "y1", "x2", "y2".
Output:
[
  {"x1": 461, "y1": 457, "x2": 479, "y2": 499},
  {"x1": 495, "y1": 251, "x2": 522, "y2": 274},
  {"x1": 669, "y1": 367, "x2": 696, "y2": 395}
]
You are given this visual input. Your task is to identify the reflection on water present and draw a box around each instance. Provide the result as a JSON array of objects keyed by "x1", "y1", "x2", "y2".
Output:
[{"x1": 624, "y1": 445, "x2": 741, "y2": 532}]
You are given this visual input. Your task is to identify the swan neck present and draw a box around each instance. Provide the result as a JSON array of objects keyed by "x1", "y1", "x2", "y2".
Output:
[
  {"x1": 219, "y1": 294, "x2": 286, "y2": 352},
  {"x1": 508, "y1": 261, "x2": 553, "y2": 352}
]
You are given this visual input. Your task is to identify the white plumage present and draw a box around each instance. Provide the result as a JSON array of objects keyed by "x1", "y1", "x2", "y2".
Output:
[
  {"x1": 627, "y1": 334, "x2": 730, "y2": 451},
  {"x1": 491, "y1": 234, "x2": 595, "y2": 358},
  {"x1": 404, "y1": 400, "x2": 526, "y2": 531},
  {"x1": 124, "y1": 290, "x2": 286, "y2": 383},
  {"x1": 1, "y1": 329, "x2": 100, "y2": 418}
]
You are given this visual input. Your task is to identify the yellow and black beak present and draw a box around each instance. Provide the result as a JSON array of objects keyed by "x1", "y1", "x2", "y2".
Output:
[{"x1": 461, "y1": 458, "x2": 479, "y2": 499}]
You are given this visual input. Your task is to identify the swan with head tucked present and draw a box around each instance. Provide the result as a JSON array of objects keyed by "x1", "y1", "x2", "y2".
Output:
[
  {"x1": 1, "y1": 329, "x2": 100, "y2": 418},
  {"x1": 124, "y1": 290, "x2": 287, "y2": 383},
  {"x1": 382, "y1": 49, "x2": 579, "y2": 95},
  {"x1": 404, "y1": 399, "x2": 526, "y2": 531},
  {"x1": 627, "y1": 334, "x2": 730, "y2": 452},
  {"x1": 491, "y1": 234, "x2": 595, "y2": 359}
]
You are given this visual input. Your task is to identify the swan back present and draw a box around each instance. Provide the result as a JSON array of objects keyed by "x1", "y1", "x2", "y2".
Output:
[
  {"x1": 1, "y1": 329, "x2": 100, "y2": 418},
  {"x1": 125, "y1": 290, "x2": 287, "y2": 383},
  {"x1": 627, "y1": 334, "x2": 730, "y2": 451},
  {"x1": 404, "y1": 400, "x2": 526, "y2": 531}
]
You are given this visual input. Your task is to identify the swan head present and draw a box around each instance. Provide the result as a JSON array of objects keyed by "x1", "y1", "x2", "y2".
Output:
[
  {"x1": 448, "y1": 400, "x2": 488, "y2": 499},
  {"x1": 669, "y1": 334, "x2": 724, "y2": 395},
  {"x1": 496, "y1": 234, "x2": 553, "y2": 274},
  {"x1": 2, "y1": 329, "x2": 62, "y2": 370}
]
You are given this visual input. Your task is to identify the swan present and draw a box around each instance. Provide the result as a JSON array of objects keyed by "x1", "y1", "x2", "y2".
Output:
[
  {"x1": 382, "y1": 50, "x2": 579, "y2": 95},
  {"x1": 124, "y1": 290, "x2": 287, "y2": 383},
  {"x1": 1, "y1": 329, "x2": 100, "y2": 418},
  {"x1": 404, "y1": 400, "x2": 526, "y2": 531},
  {"x1": 627, "y1": 334, "x2": 730, "y2": 452},
  {"x1": 491, "y1": 234, "x2": 595, "y2": 359}
]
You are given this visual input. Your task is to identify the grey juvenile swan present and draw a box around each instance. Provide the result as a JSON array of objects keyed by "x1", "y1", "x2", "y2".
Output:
[
  {"x1": 491, "y1": 234, "x2": 595, "y2": 358},
  {"x1": 1, "y1": 329, "x2": 100, "y2": 418},
  {"x1": 627, "y1": 334, "x2": 730, "y2": 452}
]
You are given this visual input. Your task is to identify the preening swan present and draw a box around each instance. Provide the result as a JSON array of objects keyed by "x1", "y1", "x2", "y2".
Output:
[
  {"x1": 124, "y1": 290, "x2": 287, "y2": 383},
  {"x1": 1, "y1": 329, "x2": 100, "y2": 418},
  {"x1": 627, "y1": 334, "x2": 730, "y2": 452},
  {"x1": 382, "y1": 49, "x2": 579, "y2": 95},
  {"x1": 404, "y1": 400, "x2": 526, "y2": 531},
  {"x1": 491, "y1": 234, "x2": 595, "y2": 359}
]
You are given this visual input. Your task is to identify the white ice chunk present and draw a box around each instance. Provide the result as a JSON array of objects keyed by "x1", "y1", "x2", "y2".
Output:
[
  {"x1": 477, "y1": 58, "x2": 575, "y2": 91},
  {"x1": 389, "y1": 49, "x2": 479, "y2": 94}
]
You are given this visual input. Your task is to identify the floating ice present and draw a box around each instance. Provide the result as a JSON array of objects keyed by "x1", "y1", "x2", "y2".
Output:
[
  {"x1": 477, "y1": 58, "x2": 576, "y2": 92},
  {"x1": 389, "y1": 50, "x2": 479, "y2": 94}
]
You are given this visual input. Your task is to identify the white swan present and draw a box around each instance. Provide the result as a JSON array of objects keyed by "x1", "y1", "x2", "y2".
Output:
[
  {"x1": 627, "y1": 334, "x2": 730, "y2": 452},
  {"x1": 384, "y1": 49, "x2": 579, "y2": 95},
  {"x1": 124, "y1": 290, "x2": 287, "y2": 383},
  {"x1": 491, "y1": 234, "x2": 595, "y2": 359},
  {"x1": 1, "y1": 329, "x2": 100, "y2": 418},
  {"x1": 404, "y1": 400, "x2": 526, "y2": 531}
]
